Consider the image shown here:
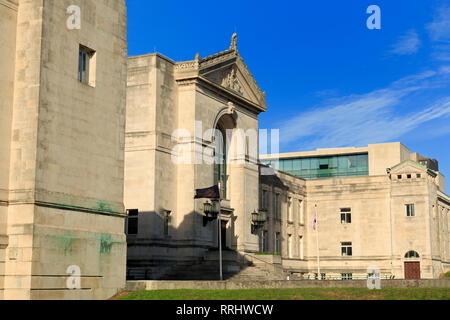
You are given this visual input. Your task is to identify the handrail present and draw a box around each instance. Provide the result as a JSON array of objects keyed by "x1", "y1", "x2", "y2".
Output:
[{"x1": 242, "y1": 253, "x2": 287, "y2": 276}]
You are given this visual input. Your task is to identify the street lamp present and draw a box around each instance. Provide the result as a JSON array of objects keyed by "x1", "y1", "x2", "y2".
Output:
[
  {"x1": 251, "y1": 209, "x2": 267, "y2": 233},
  {"x1": 203, "y1": 200, "x2": 220, "y2": 226}
]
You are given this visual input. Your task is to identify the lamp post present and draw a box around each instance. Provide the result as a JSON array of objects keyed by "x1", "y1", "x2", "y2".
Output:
[{"x1": 217, "y1": 182, "x2": 222, "y2": 281}]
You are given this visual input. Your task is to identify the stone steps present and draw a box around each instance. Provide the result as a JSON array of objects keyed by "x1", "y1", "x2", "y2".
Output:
[{"x1": 159, "y1": 250, "x2": 286, "y2": 281}]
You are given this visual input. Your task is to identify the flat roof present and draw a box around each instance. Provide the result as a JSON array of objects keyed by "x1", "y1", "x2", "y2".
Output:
[{"x1": 260, "y1": 146, "x2": 369, "y2": 160}]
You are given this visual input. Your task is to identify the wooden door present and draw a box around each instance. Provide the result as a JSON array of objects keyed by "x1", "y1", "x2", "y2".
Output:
[{"x1": 404, "y1": 261, "x2": 420, "y2": 279}]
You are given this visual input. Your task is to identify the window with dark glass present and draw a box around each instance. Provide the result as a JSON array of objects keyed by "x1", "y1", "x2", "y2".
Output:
[
  {"x1": 405, "y1": 250, "x2": 419, "y2": 258},
  {"x1": 163, "y1": 211, "x2": 171, "y2": 237},
  {"x1": 78, "y1": 45, "x2": 95, "y2": 85},
  {"x1": 406, "y1": 204, "x2": 415, "y2": 217},
  {"x1": 265, "y1": 153, "x2": 369, "y2": 180},
  {"x1": 274, "y1": 193, "x2": 281, "y2": 219},
  {"x1": 126, "y1": 209, "x2": 138, "y2": 235},
  {"x1": 262, "y1": 231, "x2": 269, "y2": 252},
  {"x1": 275, "y1": 232, "x2": 281, "y2": 254},
  {"x1": 341, "y1": 242, "x2": 352, "y2": 256},
  {"x1": 340, "y1": 208, "x2": 352, "y2": 224},
  {"x1": 214, "y1": 127, "x2": 227, "y2": 199}
]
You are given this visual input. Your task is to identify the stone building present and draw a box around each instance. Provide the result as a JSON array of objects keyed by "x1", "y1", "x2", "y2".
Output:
[
  {"x1": 124, "y1": 34, "x2": 267, "y2": 279},
  {"x1": 1, "y1": 0, "x2": 449, "y2": 300},
  {"x1": 0, "y1": 0, "x2": 128, "y2": 299},
  {"x1": 123, "y1": 35, "x2": 449, "y2": 280},
  {"x1": 260, "y1": 143, "x2": 450, "y2": 279}
]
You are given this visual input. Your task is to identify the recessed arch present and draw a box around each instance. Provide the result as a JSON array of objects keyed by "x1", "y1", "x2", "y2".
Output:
[{"x1": 213, "y1": 112, "x2": 237, "y2": 199}]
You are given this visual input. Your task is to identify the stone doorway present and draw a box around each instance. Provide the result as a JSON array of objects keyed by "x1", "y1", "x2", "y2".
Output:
[{"x1": 219, "y1": 220, "x2": 227, "y2": 249}]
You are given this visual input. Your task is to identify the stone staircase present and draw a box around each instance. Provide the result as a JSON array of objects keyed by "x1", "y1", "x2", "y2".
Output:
[{"x1": 159, "y1": 250, "x2": 287, "y2": 281}]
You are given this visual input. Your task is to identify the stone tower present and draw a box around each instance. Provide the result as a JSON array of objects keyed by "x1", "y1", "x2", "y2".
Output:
[{"x1": 0, "y1": 0, "x2": 128, "y2": 299}]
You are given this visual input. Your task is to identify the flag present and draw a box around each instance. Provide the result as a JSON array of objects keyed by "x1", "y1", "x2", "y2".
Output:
[
  {"x1": 194, "y1": 185, "x2": 220, "y2": 199},
  {"x1": 312, "y1": 211, "x2": 317, "y2": 230}
]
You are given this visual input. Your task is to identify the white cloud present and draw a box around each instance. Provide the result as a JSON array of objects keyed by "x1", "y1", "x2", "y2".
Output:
[
  {"x1": 390, "y1": 30, "x2": 421, "y2": 55},
  {"x1": 276, "y1": 68, "x2": 450, "y2": 151},
  {"x1": 427, "y1": 6, "x2": 450, "y2": 61}
]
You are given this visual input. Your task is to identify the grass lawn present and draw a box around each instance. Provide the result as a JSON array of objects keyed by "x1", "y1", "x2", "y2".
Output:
[{"x1": 116, "y1": 287, "x2": 450, "y2": 300}]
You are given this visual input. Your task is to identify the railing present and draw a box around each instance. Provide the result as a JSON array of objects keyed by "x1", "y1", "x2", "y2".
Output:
[
  {"x1": 242, "y1": 253, "x2": 288, "y2": 278},
  {"x1": 304, "y1": 274, "x2": 395, "y2": 280}
]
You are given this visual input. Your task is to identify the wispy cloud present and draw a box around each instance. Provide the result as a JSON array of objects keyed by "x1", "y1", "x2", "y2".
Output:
[
  {"x1": 277, "y1": 68, "x2": 450, "y2": 150},
  {"x1": 427, "y1": 5, "x2": 450, "y2": 42},
  {"x1": 427, "y1": 5, "x2": 450, "y2": 61},
  {"x1": 390, "y1": 30, "x2": 421, "y2": 55}
]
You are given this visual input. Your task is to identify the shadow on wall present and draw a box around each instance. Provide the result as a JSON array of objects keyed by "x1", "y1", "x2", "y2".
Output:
[{"x1": 124, "y1": 209, "x2": 249, "y2": 281}]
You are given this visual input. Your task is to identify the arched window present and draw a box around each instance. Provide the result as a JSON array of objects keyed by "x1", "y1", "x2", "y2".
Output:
[
  {"x1": 214, "y1": 124, "x2": 226, "y2": 199},
  {"x1": 213, "y1": 114, "x2": 235, "y2": 199},
  {"x1": 404, "y1": 251, "x2": 420, "y2": 259}
]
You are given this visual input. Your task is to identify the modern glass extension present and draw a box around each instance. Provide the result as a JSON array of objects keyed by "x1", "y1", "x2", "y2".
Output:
[{"x1": 261, "y1": 153, "x2": 369, "y2": 180}]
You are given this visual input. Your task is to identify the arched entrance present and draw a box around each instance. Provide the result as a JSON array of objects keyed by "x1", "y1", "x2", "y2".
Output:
[
  {"x1": 404, "y1": 250, "x2": 420, "y2": 279},
  {"x1": 212, "y1": 112, "x2": 236, "y2": 250}
]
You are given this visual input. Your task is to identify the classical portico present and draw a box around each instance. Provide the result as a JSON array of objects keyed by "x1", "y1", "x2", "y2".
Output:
[{"x1": 124, "y1": 34, "x2": 268, "y2": 279}]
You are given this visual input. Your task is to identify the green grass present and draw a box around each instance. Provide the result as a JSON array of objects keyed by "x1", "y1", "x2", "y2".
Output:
[{"x1": 117, "y1": 288, "x2": 450, "y2": 300}]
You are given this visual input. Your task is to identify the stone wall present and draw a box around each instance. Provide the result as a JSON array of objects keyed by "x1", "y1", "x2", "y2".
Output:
[
  {"x1": 0, "y1": 0, "x2": 18, "y2": 300},
  {"x1": 3, "y1": 0, "x2": 128, "y2": 300},
  {"x1": 126, "y1": 279, "x2": 450, "y2": 291}
]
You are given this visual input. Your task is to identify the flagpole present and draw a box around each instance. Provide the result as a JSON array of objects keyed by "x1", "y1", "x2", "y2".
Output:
[
  {"x1": 315, "y1": 204, "x2": 321, "y2": 280},
  {"x1": 218, "y1": 182, "x2": 223, "y2": 281}
]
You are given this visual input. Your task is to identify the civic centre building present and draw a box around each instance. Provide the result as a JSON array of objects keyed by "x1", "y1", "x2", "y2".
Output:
[{"x1": 0, "y1": 0, "x2": 449, "y2": 300}]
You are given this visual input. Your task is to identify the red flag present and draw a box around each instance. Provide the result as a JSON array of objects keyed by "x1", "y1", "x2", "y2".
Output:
[{"x1": 194, "y1": 185, "x2": 220, "y2": 199}]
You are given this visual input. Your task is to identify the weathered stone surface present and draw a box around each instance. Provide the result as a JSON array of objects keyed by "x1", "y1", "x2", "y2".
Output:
[{"x1": 0, "y1": 0, "x2": 128, "y2": 300}]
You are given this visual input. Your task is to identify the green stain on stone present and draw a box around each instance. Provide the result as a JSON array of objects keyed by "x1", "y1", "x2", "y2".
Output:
[
  {"x1": 51, "y1": 235, "x2": 77, "y2": 256},
  {"x1": 95, "y1": 201, "x2": 115, "y2": 213},
  {"x1": 99, "y1": 233, "x2": 121, "y2": 255}
]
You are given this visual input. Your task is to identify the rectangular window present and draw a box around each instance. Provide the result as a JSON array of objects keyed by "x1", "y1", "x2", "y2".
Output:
[
  {"x1": 298, "y1": 236, "x2": 303, "y2": 259},
  {"x1": 262, "y1": 230, "x2": 269, "y2": 252},
  {"x1": 126, "y1": 209, "x2": 138, "y2": 235},
  {"x1": 274, "y1": 193, "x2": 281, "y2": 220},
  {"x1": 321, "y1": 273, "x2": 326, "y2": 280},
  {"x1": 287, "y1": 197, "x2": 293, "y2": 222},
  {"x1": 275, "y1": 232, "x2": 281, "y2": 254},
  {"x1": 78, "y1": 45, "x2": 96, "y2": 86},
  {"x1": 298, "y1": 200, "x2": 304, "y2": 225},
  {"x1": 340, "y1": 208, "x2": 352, "y2": 224},
  {"x1": 163, "y1": 211, "x2": 171, "y2": 237},
  {"x1": 341, "y1": 242, "x2": 352, "y2": 256},
  {"x1": 406, "y1": 204, "x2": 415, "y2": 217},
  {"x1": 341, "y1": 273, "x2": 353, "y2": 280},
  {"x1": 262, "y1": 190, "x2": 268, "y2": 210}
]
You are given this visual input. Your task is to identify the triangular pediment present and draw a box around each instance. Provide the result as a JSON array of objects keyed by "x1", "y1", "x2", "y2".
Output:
[
  {"x1": 198, "y1": 49, "x2": 267, "y2": 110},
  {"x1": 390, "y1": 160, "x2": 436, "y2": 177}
]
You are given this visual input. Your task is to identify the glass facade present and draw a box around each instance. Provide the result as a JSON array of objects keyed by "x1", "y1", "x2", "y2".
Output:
[{"x1": 262, "y1": 153, "x2": 369, "y2": 180}]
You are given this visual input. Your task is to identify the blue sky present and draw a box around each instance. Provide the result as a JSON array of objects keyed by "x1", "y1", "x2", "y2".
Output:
[{"x1": 127, "y1": 0, "x2": 450, "y2": 177}]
